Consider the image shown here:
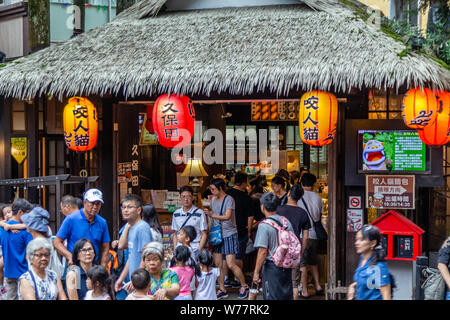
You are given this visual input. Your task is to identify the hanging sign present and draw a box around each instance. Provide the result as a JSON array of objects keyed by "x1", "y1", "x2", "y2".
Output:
[
  {"x1": 11, "y1": 137, "x2": 27, "y2": 164},
  {"x1": 366, "y1": 175, "x2": 415, "y2": 210}
]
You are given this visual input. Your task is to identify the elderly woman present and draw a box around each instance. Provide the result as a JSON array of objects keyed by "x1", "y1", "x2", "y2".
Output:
[
  {"x1": 142, "y1": 242, "x2": 180, "y2": 300},
  {"x1": 21, "y1": 207, "x2": 64, "y2": 278},
  {"x1": 18, "y1": 238, "x2": 67, "y2": 300},
  {"x1": 66, "y1": 238, "x2": 96, "y2": 300}
]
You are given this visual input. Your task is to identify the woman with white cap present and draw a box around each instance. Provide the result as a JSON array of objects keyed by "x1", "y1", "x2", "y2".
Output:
[
  {"x1": 141, "y1": 241, "x2": 180, "y2": 300},
  {"x1": 18, "y1": 238, "x2": 67, "y2": 300}
]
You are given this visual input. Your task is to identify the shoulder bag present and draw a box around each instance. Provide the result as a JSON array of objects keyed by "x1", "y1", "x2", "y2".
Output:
[
  {"x1": 208, "y1": 196, "x2": 228, "y2": 246},
  {"x1": 301, "y1": 198, "x2": 328, "y2": 241}
]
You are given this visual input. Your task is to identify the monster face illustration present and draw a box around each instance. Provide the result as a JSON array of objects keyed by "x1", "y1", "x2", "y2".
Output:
[{"x1": 363, "y1": 140, "x2": 386, "y2": 170}]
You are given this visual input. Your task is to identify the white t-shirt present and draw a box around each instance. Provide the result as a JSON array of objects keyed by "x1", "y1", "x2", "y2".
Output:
[
  {"x1": 194, "y1": 267, "x2": 220, "y2": 300},
  {"x1": 171, "y1": 206, "x2": 208, "y2": 250},
  {"x1": 84, "y1": 290, "x2": 110, "y2": 300},
  {"x1": 297, "y1": 190, "x2": 323, "y2": 240}
]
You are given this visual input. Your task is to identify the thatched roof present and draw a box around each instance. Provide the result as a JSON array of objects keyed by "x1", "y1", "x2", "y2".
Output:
[{"x1": 0, "y1": 0, "x2": 449, "y2": 100}]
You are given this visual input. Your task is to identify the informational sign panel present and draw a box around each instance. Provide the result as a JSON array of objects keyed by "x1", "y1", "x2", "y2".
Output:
[
  {"x1": 359, "y1": 130, "x2": 426, "y2": 172},
  {"x1": 347, "y1": 209, "x2": 363, "y2": 232},
  {"x1": 349, "y1": 196, "x2": 362, "y2": 209},
  {"x1": 366, "y1": 175, "x2": 415, "y2": 209},
  {"x1": 11, "y1": 137, "x2": 27, "y2": 164}
]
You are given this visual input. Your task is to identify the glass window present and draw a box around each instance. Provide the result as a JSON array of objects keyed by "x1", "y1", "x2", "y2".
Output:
[
  {"x1": 368, "y1": 89, "x2": 407, "y2": 120},
  {"x1": 12, "y1": 100, "x2": 26, "y2": 131}
]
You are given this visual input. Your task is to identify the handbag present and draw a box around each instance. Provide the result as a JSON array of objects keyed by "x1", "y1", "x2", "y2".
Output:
[
  {"x1": 208, "y1": 196, "x2": 227, "y2": 246},
  {"x1": 422, "y1": 267, "x2": 447, "y2": 300},
  {"x1": 301, "y1": 198, "x2": 328, "y2": 241}
]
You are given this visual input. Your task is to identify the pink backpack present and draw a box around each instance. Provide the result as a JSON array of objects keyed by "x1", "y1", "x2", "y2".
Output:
[{"x1": 263, "y1": 216, "x2": 302, "y2": 269}]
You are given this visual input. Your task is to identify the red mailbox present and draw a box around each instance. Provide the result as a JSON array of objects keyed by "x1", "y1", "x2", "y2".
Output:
[{"x1": 371, "y1": 210, "x2": 424, "y2": 261}]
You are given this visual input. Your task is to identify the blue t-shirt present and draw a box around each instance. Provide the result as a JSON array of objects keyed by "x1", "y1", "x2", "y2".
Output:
[
  {"x1": 56, "y1": 209, "x2": 110, "y2": 256},
  {"x1": 127, "y1": 220, "x2": 153, "y2": 279},
  {"x1": 353, "y1": 255, "x2": 391, "y2": 300},
  {"x1": 0, "y1": 221, "x2": 33, "y2": 279}
]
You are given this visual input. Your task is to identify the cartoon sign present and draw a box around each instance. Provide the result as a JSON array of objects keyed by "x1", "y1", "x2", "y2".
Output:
[
  {"x1": 347, "y1": 209, "x2": 363, "y2": 232},
  {"x1": 11, "y1": 137, "x2": 27, "y2": 164},
  {"x1": 366, "y1": 175, "x2": 415, "y2": 209}
]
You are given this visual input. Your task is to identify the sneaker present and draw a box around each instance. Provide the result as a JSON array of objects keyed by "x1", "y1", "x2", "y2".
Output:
[
  {"x1": 230, "y1": 279, "x2": 241, "y2": 288},
  {"x1": 224, "y1": 278, "x2": 232, "y2": 288},
  {"x1": 217, "y1": 290, "x2": 228, "y2": 300},
  {"x1": 238, "y1": 286, "x2": 249, "y2": 299}
]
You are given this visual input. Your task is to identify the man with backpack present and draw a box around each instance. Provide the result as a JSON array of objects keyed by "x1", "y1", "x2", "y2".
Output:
[{"x1": 253, "y1": 192, "x2": 300, "y2": 300}]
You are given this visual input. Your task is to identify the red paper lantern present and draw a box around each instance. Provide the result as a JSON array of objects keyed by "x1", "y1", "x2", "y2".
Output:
[
  {"x1": 401, "y1": 88, "x2": 438, "y2": 129},
  {"x1": 152, "y1": 94, "x2": 195, "y2": 148},
  {"x1": 418, "y1": 90, "x2": 450, "y2": 146}
]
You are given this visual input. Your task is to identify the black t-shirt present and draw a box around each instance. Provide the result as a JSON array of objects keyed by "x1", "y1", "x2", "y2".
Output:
[
  {"x1": 227, "y1": 188, "x2": 254, "y2": 237},
  {"x1": 276, "y1": 204, "x2": 311, "y2": 239}
]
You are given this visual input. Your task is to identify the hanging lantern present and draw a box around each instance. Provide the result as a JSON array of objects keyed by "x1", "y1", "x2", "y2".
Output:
[
  {"x1": 145, "y1": 104, "x2": 155, "y2": 134},
  {"x1": 63, "y1": 97, "x2": 98, "y2": 152},
  {"x1": 401, "y1": 87, "x2": 438, "y2": 129},
  {"x1": 299, "y1": 90, "x2": 338, "y2": 146},
  {"x1": 152, "y1": 94, "x2": 195, "y2": 149},
  {"x1": 418, "y1": 90, "x2": 450, "y2": 146}
]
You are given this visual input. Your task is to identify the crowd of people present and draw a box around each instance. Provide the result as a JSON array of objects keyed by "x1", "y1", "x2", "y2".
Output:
[{"x1": 0, "y1": 168, "x2": 449, "y2": 301}]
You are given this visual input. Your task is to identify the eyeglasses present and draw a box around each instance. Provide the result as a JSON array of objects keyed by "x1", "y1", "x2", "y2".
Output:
[
  {"x1": 180, "y1": 195, "x2": 193, "y2": 199},
  {"x1": 80, "y1": 247, "x2": 94, "y2": 254},
  {"x1": 34, "y1": 253, "x2": 50, "y2": 259},
  {"x1": 121, "y1": 205, "x2": 137, "y2": 210}
]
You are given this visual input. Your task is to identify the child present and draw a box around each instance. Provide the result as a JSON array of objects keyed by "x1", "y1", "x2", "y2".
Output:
[
  {"x1": 125, "y1": 268, "x2": 154, "y2": 300},
  {"x1": 84, "y1": 265, "x2": 115, "y2": 300},
  {"x1": 0, "y1": 204, "x2": 27, "y2": 234},
  {"x1": 169, "y1": 245, "x2": 198, "y2": 300},
  {"x1": 177, "y1": 225, "x2": 197, "y2": 262},
  {"x1": 194, "y1": 249, "x2": 220, "y2": 300}
]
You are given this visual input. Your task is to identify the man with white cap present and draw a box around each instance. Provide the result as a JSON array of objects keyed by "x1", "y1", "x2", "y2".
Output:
[{"x1": 53, "y1": 188, "x2": 110, "y2": 268}]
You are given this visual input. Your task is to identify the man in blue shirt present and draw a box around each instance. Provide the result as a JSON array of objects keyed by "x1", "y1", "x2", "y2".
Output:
[
  {"x1": 114, "y1": 194, "x2": 153, "y2": 293},
  {"x1": 53, "y1": 188, "x2": 111, "y2": 267},
  {"x1": 0, "y1": 198, "x2": 33, "y2": 300}
]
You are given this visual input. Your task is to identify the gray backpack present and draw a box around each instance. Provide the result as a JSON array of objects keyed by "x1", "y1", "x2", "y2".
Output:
[{"x1": 421, "y1": 267, "x2": 446, "y2": 300}]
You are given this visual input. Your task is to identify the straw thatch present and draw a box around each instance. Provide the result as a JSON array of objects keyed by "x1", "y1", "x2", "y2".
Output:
[{"x1": 0, "y1": 1, "x2": 449, "y2": 100}]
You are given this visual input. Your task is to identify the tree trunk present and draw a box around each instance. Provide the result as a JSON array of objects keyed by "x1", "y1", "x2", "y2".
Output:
[{"x1": 27, "y1": 0, "x2": 50, "y2": 53}]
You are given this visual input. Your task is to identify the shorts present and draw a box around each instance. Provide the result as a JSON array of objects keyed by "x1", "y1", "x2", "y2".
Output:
[
  {"x1": 262, "y1": 260, "x2": 293, "y2": 300},
  {"x1": 300, "y1": 239, "x2": 320, "y2": 268},
  {"x1": 235, "y1": 234, "x2": 248, "y2": 260},
  {"x1": 212, "y1": 233, "x2": 239, "y2": 256}
]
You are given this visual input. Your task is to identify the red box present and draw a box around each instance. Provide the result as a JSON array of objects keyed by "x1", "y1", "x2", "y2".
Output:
[{"x1": 371, "y1": 210, "x2": 424, "y2": 261}]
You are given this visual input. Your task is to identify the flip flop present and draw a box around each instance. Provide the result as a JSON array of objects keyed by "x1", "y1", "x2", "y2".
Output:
[{"x1": 299, "y1": 292, "x2": 310, "y2": 299}]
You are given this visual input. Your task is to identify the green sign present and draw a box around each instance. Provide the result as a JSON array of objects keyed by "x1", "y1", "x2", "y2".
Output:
[{"x1": 360, "y1": 130, "x2": 426, "y2": 172}]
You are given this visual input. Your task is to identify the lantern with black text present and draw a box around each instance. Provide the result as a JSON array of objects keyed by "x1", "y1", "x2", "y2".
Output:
[
  {"x1": 299, "y1": 90, "x2": 338, "y2": 146},
  {"x1": 418, "y1": 90, "x2": 450, "y2": 146},
  {"x1": 63, "y1": 97, "x2": 98, "y2": 151},
  {"x1": 152, "y1": 94, "x2": 195, "y2": 148},
  {"x1": 401, "y1": 88, "x2": 438, "y2": 129}
]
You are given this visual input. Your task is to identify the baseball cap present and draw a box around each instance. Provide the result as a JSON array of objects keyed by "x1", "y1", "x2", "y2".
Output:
[{"x1": 83, "y1": 188, "x2": 104, "y2": 204}]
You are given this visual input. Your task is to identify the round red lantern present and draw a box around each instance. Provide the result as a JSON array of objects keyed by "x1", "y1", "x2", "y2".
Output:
[
  {"x1": 299, "y1": 90, "x2": 338, "y2": 147},
  {"x1": 63, "y1": 97, "x2": 98, "y2": 152},
  {"x1": 152, "y1": 94, "x2": 195, "y2": 148},
  {"x1": 418, "y1": 90, "x2": 450, "y2": 146},
  {"x1": 401, "y1": 87, "x2": 438, "y2": 129}
]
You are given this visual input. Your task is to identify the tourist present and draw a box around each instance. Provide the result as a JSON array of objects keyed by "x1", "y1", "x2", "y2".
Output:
[
  {"x1": 53, "y1": 188, "x2": 110, "y2": 267},
  {"x1": 125, "y1": 268, "x2": 153, "y2": 300},
  {"x1": 142, "y1": 242, "x2": 180, "y2": 300},
  {"x1": 114, "y1": 194, "x2": 153, "y2": 294},
  {"x1": 204, "y1": 178, "x2": 249, "y2": 299},
  {"x1": 18, "y1": 238, "x2": 67, "y2": 300},
  {"x1": 297, "y1": 173, "x2": 325, "y2": 298},
  {"x1": 142, "y1": 204, "x2": 163, "y2": 243},
  {"x1": 84, "y1": 265, "x2": 115, "y2": 300},
  {"x1": 347, "y1": 225, "x2": 392, "y2": 300},
  {"x1": 253, "y1": 192, "x2": 295, "y2": 300},
  {"x1": 65, "y1": 238, "x2": 96, "y2": 300},
  {"x1": 437, "y1": 236, "x2": 450, "y2": 300},
  {"x1": 169, "y1": 245, "x2": 196, "y2": 300},
  {"x1": 60, "y1": 195, "x2": 79, "y2": 218},
  {"x1": 0, "y1": 199, "x2": 33, "y2": 300},
  {"x1": 271, "y1": 176, "x2": 288, "y2": 206},
  {"x1": 172, "y1": 185, "x2": 208, "y2": 258},
  {"x1": 194, "y1": 249, "x2": 220, "y2": 300}
]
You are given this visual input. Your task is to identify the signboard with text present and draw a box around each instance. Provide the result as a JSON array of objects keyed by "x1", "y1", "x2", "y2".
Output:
[{"x1": 366, "y1": 175, "x2": 415, "y2": 210}]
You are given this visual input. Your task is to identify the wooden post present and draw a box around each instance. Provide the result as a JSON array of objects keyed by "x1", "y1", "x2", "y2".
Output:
[{"x1": 0, "y1": 97, "x2": 12, "y2": 202}]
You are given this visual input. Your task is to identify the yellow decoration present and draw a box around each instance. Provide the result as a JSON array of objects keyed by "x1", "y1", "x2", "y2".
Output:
[
  {"x1": 11, "y1": 137, "x2": 27, "y2": 164},
  {"x1": 63, "y1": 97, "x2": 98, "y2": 152},
  {"x1": 299, "y1": 90, "x2": 338, "y2": 146}
]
